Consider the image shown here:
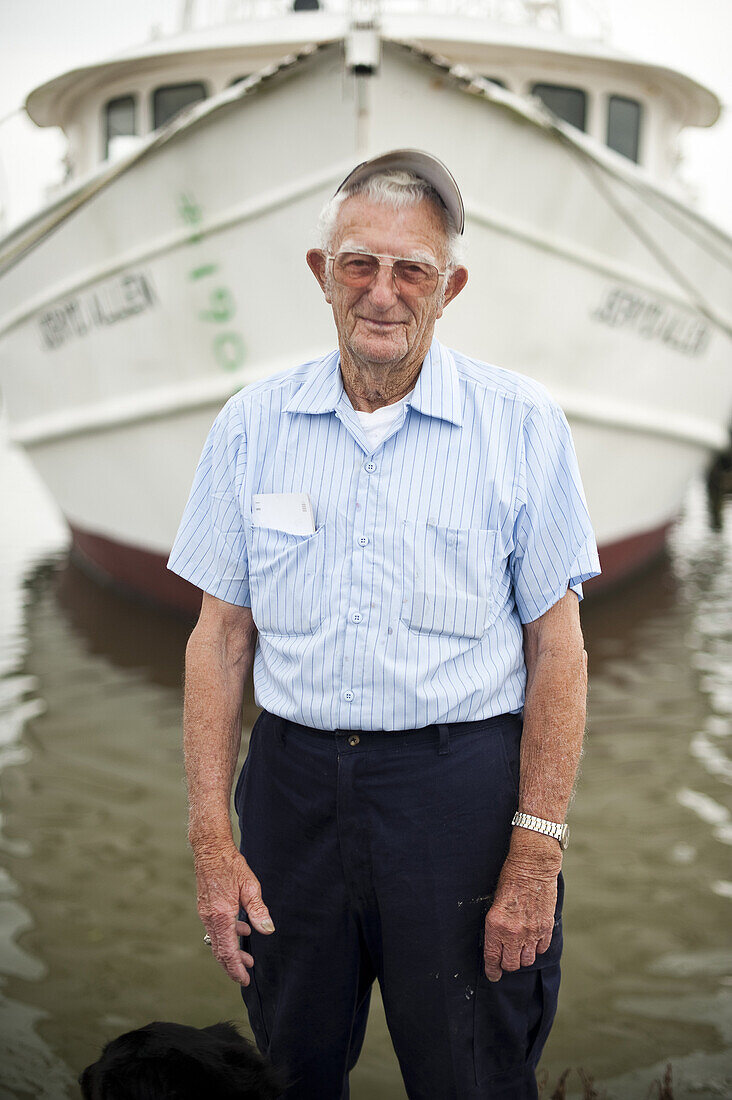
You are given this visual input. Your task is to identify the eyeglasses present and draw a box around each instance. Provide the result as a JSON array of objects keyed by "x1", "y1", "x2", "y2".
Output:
[{"x1": 327, "y1": 250, "x2": 446, "y2": 297}]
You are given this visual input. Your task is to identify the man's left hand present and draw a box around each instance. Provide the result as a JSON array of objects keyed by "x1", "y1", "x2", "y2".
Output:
[{"x1": 483, "y1": 850, "x2": 560, "y2": 982}]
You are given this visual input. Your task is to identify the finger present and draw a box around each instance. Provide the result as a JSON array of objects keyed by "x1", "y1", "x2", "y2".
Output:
[
  {"x1": 483, "y1": 939, "x2": 503, "y2": 983},
  {"x1": 536, "y1": 929, "x2": 553, "y2": 955},
  {"x1": 484, "y1": 961, "x2": 502, "y2": 982},
  {"x1": 500, "y1": 945, "x2": 522, "y2": 973},
  {"x1": 235, "y1": 919, "x2": 252, "y2": 938},
  {"x1": 241, "y1": 883, "x2": 275, "y2": 935},
  {"x1": 213, "y1": 939, "x2": 253, "y2": 986},
  {"x1": 483, "y1": 913, "x2": 508, "y2": 982},
  {"x1": 215, "y1": 938, "x2": 254, "y2": 973},
  {"x1": 519, "y1": 942, "x2": 537, "y2": 968},
  {"x1": 208, "y1": 914, "x2": 253, "y2": 985}
]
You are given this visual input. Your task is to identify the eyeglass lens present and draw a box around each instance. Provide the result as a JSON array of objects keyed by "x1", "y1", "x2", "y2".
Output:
[{"x1": 332, "y1": 253, "x2": 439, "y2": 295}]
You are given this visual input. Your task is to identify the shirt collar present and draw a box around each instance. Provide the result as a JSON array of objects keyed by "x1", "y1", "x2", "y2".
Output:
[
  {"x1": 283, "y1": 339, "x2": 462, "y2": 426},
  {"x1": 283, "y1": 350, "x2": 344, "y2": 415},
  {"x1": 406, "y1": 339, "x2": 462, "y2": 427}
]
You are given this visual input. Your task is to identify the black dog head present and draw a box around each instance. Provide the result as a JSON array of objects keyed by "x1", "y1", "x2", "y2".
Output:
[{"x1": 79, "y1": 1020, "x2": 282, "y2": 1099}]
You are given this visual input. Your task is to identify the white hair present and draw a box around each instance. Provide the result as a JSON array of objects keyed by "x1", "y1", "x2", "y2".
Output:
[{"x1": 316, "y1": 169, "x2": 465, "y2": 270}]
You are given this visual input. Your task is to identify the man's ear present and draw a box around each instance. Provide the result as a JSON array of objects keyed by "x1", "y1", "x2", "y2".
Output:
[
  {"x1": 306, "y1": 249, "x2": 332, "y2": 303},
  {"x1": 436, "y1": 266, "x2": 468, "y2": 319}
]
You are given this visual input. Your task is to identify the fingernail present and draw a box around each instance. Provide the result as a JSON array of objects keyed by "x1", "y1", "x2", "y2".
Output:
[{"x1": 262, "y1": 918, "x2": 275, "y2": 933}]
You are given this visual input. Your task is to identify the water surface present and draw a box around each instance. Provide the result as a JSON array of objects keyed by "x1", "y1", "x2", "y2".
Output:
[{"x1": 0, "y1": 443, "x2": 730, "y2": 1099}]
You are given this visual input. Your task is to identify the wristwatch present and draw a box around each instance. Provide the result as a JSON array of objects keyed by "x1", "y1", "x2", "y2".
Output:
[{"x1": 511, "y1": 811, "x2": 570, "y2": 850}]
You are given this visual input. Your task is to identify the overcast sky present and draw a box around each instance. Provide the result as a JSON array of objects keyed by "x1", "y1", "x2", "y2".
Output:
[{"x1": 0, "y1": 0, "x2": 730, "y2": 234}]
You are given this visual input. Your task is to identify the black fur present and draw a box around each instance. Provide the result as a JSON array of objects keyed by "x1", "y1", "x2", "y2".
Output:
[{"x1": 79, "y1": 1021, "x2": 282, "y2": 1099}]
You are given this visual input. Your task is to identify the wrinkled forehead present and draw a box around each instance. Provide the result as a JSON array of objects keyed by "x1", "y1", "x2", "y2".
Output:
[{"x1": 332, "y1": 194, "x2": 450, "y2": 264}]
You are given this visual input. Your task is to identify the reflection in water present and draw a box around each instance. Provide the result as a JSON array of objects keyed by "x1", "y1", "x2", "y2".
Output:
[
  {"x1": 0, "y1": 447, "x2": 730, "y2": 1099},
  {"x1": 0, "y1": 444, "x2": 76, "y2": 1099},
  {"x1": 551, "y1": 484, "x2": 732, "y2": 1099}
]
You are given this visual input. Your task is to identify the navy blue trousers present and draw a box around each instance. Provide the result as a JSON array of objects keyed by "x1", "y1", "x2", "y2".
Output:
[{"x1": 236, "y1": 710, "x2": 562, "y2": 1100}]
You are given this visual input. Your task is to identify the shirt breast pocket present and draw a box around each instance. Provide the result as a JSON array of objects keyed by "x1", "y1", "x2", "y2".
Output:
[
  {"x1": 246, "y1": 522, "x2": 326, "y2": 636},
  {"x1": 401, "y1": 520, "x2": 499, "y2": 640}
]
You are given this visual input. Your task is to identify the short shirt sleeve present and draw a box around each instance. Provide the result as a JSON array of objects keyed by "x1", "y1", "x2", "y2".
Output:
[
  {"x1": 510, "y1": 400, "x2": 601, "y2": 623},
  {"x1": 167, "y1": 397, "x2": 251, "y2": 606}
]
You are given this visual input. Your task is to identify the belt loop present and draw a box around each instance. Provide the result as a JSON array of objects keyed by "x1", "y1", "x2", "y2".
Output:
[
  {"x1": 277, "y1": 715, "x2": 287, "y2": 746},
  {"x1": 437, "y1": 723, "x2": 451, "y2": 756}
]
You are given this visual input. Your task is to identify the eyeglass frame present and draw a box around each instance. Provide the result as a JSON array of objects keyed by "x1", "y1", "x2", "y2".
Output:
[{"x1": 324, "y1": 249, "x2": 448, "y2": 296}]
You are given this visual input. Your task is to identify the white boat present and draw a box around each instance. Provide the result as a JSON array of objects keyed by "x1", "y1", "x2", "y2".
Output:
[{"x1": 1, "y1": 0, "x2": 730, "y2": 614}]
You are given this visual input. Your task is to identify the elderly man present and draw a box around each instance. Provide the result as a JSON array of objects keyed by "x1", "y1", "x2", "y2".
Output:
[{"x1": 168, "y1": 149, "x2": 601, "y2": 1100}]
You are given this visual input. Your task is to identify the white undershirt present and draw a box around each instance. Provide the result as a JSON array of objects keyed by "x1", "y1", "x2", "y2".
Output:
[{"x1": 355, "y1": 393, "x2": 412, "y2": 450}]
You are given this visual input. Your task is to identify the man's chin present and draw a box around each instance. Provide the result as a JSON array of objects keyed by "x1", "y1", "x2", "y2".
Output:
[{"x1": 349, "y1": 333, "x2": 407, "y2": 366}]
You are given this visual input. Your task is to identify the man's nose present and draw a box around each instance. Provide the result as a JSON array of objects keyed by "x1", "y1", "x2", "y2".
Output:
[{"x1": 367, "y1": 263, "x2": 399, "y2": 306}]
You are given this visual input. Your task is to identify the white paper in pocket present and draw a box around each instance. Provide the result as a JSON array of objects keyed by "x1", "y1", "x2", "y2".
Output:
[{"x1": 251, "y1": 493, "x2": 316, "y2": 536}]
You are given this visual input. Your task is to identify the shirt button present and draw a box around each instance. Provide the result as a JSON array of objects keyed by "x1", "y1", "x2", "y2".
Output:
[
  {"x1": 343, "y1": 690, "x2": 354, "y2": 702},
  {"x1": 358, "y1": 536, "x2": 369, "y2": 547},
  {"x1": 364, "y1": 461, "x2": 377, "y2": 472},
  {"x1": 348, "y1": 734, "x2": 360, "y2": 747},
  {"x1": 351, "y1": 612, "x2": 363, "y2": 624}
]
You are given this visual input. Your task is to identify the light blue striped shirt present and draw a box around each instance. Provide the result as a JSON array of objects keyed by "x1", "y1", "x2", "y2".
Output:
[{"x1": 168, "y1": 339, "x2": 601, "y2": 731}]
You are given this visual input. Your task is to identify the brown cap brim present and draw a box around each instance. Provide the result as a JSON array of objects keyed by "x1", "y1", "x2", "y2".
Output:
[{"x1": 335, "y1": 148, "x2": 465, "y2": 234}]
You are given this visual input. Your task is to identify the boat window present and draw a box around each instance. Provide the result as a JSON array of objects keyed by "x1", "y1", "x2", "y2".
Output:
[
  {"x1": 104, "y1": 95, "x2": 136, "y2": 160},
  {"x1": 607, "y1": 95, "x2": 642, "y2": 163},
  {"x1": 228, "y1": 75, "x2": 251, "y2": 86},
  {"x1": 152, "y1": 82, "x2": 207, "y2": 129},
  {"x1": 530, "y1": 83, "x2": 587, "y2": 131},
  {"x1": 485, "y1": 77, "x2": 506, "y2": 88}
]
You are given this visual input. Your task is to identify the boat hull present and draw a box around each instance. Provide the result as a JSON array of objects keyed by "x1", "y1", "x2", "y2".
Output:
[
  {"x1": 68, "y1": 517, "x2": 673, "y2": 619},
  {"x1": 1, "y1": 42, "x2": 730, "y2": 613}
]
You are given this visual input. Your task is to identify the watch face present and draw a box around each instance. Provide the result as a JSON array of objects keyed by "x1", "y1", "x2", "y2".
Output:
[{"x1": 560, "y1": 825, "x2": 570, "y2": 850}]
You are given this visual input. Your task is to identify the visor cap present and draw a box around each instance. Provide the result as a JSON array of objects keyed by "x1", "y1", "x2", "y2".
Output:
[{"x1": 335, "y1": 149, "x2": 465, "y2": 235}]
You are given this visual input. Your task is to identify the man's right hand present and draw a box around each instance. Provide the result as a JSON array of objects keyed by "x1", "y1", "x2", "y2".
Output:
[{"x1": 194, "y1": 844, "x2": 275, "y2": 985}]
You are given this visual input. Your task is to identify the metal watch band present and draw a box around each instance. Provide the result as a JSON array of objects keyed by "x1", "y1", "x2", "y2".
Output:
[{"x1": 511, "y1": 811, "x2": 570, "y2": 850}]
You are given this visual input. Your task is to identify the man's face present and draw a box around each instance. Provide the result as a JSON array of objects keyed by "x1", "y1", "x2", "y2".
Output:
[{"x1": 307, "y1": 195, "x2": 467, "y2": 371}]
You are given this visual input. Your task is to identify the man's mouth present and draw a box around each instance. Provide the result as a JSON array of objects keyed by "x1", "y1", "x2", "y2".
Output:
[{"x1": 357, "y1": 318, "x2": 403, "y2": 329}]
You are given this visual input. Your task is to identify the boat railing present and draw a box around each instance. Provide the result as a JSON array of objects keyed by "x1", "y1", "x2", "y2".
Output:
[{"x1": 179, "y1": 0, "x2": 610, "y2": 40}]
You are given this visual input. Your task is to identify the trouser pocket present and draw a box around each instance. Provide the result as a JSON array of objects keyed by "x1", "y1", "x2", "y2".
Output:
[{"x1": 473, "y1": 899, "x2": 563, "y2": 1087}]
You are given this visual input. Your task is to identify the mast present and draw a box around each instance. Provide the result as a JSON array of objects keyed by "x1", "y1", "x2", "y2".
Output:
[
  {"x1": 180, "y1": 0, "x2": 196, "y2": 33},
  {"x1": 346, "y1": 0, "x2": 380, "y2": 156}
]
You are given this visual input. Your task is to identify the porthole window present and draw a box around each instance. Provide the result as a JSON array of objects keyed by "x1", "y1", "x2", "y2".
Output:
[
  {"x1": 607, "y1": 95, "x2": 642, "y2": 163},
  {"x1": 152, "y1": 82, "x2": 207, "y2": 129},
  {"x1": 104, "y1": 95, "x2": 136, "y2": 160},
  {"x1": 530, "y1": 83, "x2": 587, "y2": 132}
]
